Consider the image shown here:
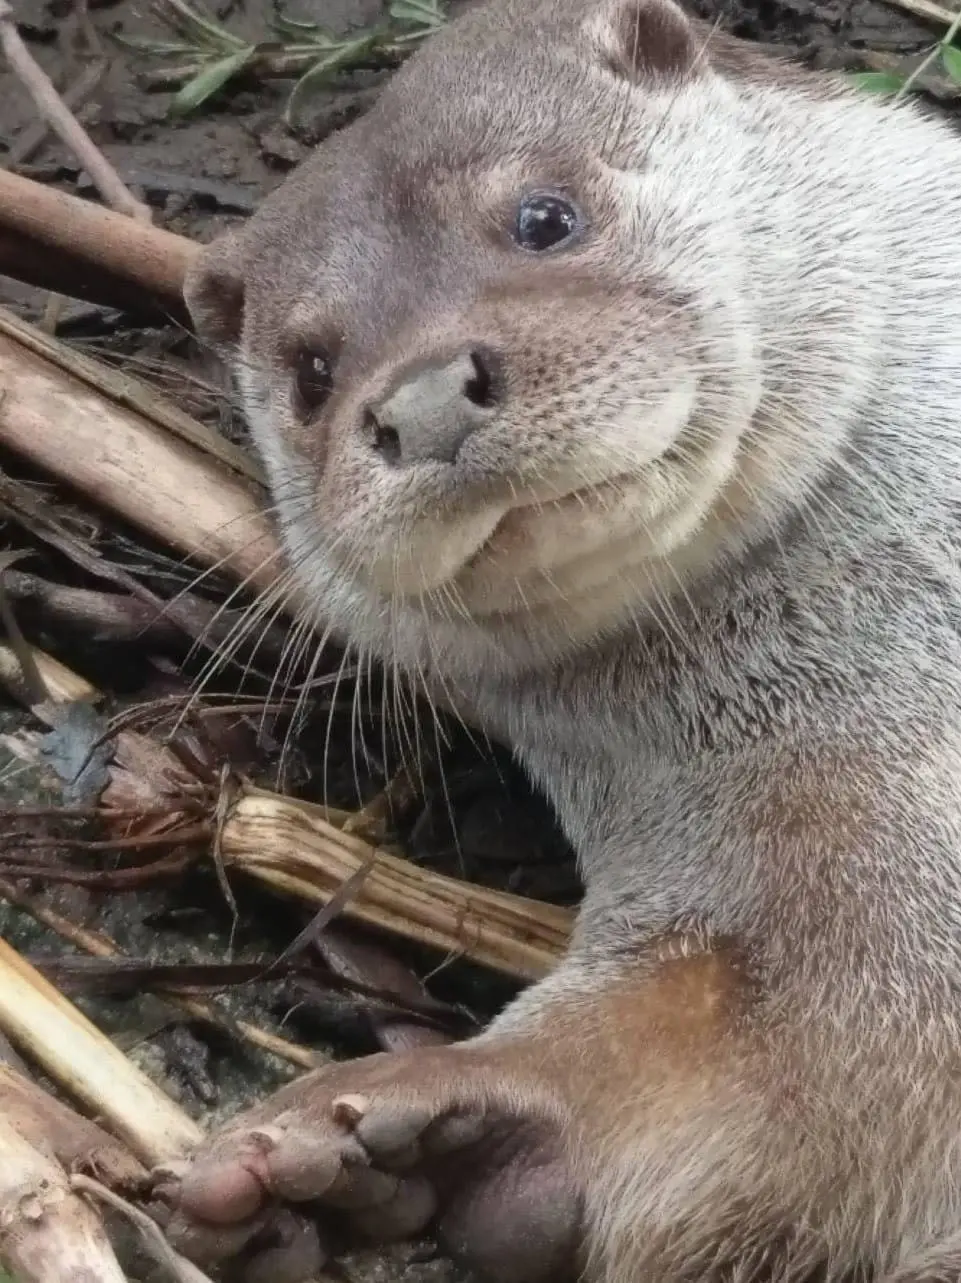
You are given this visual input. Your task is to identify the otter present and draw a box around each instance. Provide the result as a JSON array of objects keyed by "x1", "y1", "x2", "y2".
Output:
[{"x1": 159, "y1": 0, "x2": 961, "y2": 1278}]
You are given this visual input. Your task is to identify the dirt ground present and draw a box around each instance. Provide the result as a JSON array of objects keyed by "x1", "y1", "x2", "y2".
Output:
[{"x1": 0, "y1": 0, "x2": 957, "y2": 1280}]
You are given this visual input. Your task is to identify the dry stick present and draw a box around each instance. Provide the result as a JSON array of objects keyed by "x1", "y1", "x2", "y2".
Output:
[
  {"x1": 0, "y1": 1112, "x2": 129, "y2": 1283},
  {"x1": 101, "y1": 725, "x2": 571, "y2": 980},
  {"x1": 882, "y1": 0, "x2": 958, "y2": 24},
  {"x1": 0, "y1": 304, "x2": 261, "y2": 483},
  {"x1": 7, "y1": 55, "x2": 106, "y2": 166},
  {"x1": 102, "y1": 726, "x2": 571, "y2": 980},
  {"x1": 0, "y1": 639, "x2": 97, "y2": 712},
  {"x1": 0, "y1": 937, "x2": 202, "y2": 1165},
  {"x1": 0, "y1": 170, "x2": 195, "y2": 324},
  {"x1": 225, "y1": 788, "x2": 571, "y2": 980},
  {"x1": 0, "y1": 1062, "x2": 146, "y2": 1189},
  {"x1": 0, "y1": 875, "x2": 320, "y2": 1071},
  {"x1": 0, "y1": 316, "x2": 277, "y2": 590},
  {"x1": 0, "y1": 0, "x2": 151, "y2": 223}
]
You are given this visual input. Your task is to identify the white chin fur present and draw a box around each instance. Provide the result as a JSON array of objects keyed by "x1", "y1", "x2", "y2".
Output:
[{"x1": 363, "y1": 501, "x2": 510, "y2": 597}]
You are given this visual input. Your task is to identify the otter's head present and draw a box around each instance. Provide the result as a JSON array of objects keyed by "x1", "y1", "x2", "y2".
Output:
[{"x1": 185, "y1": 0, "x2": 798, "y2": 677}]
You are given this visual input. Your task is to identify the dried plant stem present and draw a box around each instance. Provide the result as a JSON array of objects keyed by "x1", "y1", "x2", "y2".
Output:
[
  {"x1": 0, "y1": 0, "x2": 151, "y2": 223},
  {"x1": 882, "y1": 0, "x2": 958, "y2": 25},
  {"x1": 0, "y1": 1062, "x2": 146, "y2": 1189},
  {"x1": 0, "y1": 305, "x2": 261, "y2": 482},
  {"x1": 0, "y1": 169, "x2": 195, "y2": 320},
  {"x1": 0, "y1": 314, "x2": 278, "y2": 593},
  {"x1": 223, "y1": 788, "x2": 572, "y2": 981},
  {"x1": 0, "y1": 170, "x2": 192, "y2": 324},
  {"x1": 0, "y1": 875, "x2": 320, "y2": 1070},
  {"x1": 106, "y1": 727, "x2": 571, "y2": 980},
  {"x1": 7, "y1": 57, "x2": 107, "y2": 166},
  {"x1": 0, "y1": 640, "x2": 98, "y2": 716},
  {"x1": 4, "y1": 651, "x2": 570, "y2": 981},
  {"x1": 0, "y1": 1112, "x2": 129, "y2": 1283},
  {"x1": 0, "y1": 937, "x2": 202, "y2": 1165}
]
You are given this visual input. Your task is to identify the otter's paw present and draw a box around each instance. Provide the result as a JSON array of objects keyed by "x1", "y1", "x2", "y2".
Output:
[{"x1": 158, "y1": 1047, "x2": 583, "y2": 1283}]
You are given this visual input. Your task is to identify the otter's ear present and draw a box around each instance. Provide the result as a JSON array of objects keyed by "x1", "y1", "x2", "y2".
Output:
[
  {"x1": 183, "y1": 230, "x2": 247, "y2": 352},
  {"x1": 590, "y1": 0, "x2": 701, "y2": 81}
]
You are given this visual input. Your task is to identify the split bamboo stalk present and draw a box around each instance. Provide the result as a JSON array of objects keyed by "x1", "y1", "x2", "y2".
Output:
[
  {"x1": 0, "y1": 311, "x2": 277, "y2": 596},
  {"x1": 0, "y1": 1110, "x2": 129, "y2": 1283},
  {"x1": 0, "y1": 937, "x2": 202, "y2": 1165},
  {"x1": 224, "y1": 788, "x2": 572, "y2": 981}
]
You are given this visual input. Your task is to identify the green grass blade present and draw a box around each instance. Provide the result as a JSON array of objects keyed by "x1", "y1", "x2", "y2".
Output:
[
  {"x1": 284, "y1": 41, "x2": 372, "y2": 125},
  {"x1": 168, "y1": 45, "x2": 257, "y2": 116},
  {"x1": 940, "y1": 42, "x2": 961, "y2": 83},
  {"x1": 849, "y1": 69, "x2": 908, "y2": 94}
]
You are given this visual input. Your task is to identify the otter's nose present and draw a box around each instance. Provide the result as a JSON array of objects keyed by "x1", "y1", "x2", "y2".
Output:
[{"x1": 364, "y1": 349, "x2": 499, "y2": 466}]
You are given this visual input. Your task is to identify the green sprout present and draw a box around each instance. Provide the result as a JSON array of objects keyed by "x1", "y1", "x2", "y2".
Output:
[{"x1": 117, "y1": 0, "x2": 447, "y2": 125}]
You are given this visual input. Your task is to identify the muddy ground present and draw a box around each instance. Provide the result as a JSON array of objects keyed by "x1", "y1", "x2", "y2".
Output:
[{"x1": 0, "y1": 0, "x2": 957, "y2": 1279}]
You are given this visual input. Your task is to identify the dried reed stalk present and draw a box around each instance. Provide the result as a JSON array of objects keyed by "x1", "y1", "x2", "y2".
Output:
[
  {"x1": 103, "y1": 728, "x2": 572, "y2": 981},
  {"x1": 224, "y1": 788, "x2": 572, "y2": 981},
  {"x1": 0, "y1": 875, "x2": 320, "y2": 1071},
  {"x1": 0, "y1": 937, "x2": 202, "y2": 1165},
  {"x1": 0, "y1": 168, "x2": 192, "y2": 319},
  {"x1": 0, "y1": 309, "x2": 277, "y2": 594}
]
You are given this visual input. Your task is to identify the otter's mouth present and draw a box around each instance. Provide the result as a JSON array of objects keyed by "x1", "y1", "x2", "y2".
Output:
[
  {"x1": 356, "y1": 469, "x2": 648, "y2": 608},
  {"x1": 458, "y1": 472, "x2": 635, "y2": 575}
]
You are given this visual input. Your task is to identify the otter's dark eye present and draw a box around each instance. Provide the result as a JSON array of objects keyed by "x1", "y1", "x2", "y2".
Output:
[
  {"x1": 294, "y1": 346, "x2": 334, "y2": 414},
  {"x1": 514, "y1": 193, "x2": 581, "y2": 252}
]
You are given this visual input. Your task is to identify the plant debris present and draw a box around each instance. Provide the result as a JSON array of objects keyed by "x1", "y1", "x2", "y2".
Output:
[{"x1": 128, "y1": 0, "x2": 448, "y2": 126}]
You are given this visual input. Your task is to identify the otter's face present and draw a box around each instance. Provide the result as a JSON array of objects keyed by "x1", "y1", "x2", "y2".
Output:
[{"x1": 186, "y1": 0, "x2": 765, "y2": 675}]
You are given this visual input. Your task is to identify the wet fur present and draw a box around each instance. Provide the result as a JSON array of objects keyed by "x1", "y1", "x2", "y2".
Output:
[{"x1": 184, "y1": 1, "x2": 961, "y2": 1278}]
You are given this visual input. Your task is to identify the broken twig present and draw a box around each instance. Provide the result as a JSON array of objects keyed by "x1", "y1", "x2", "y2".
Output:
[
  {"x1": 0, "y1": 1062, "x2": 146, "y2": 1190},
  {"x1": 0, "y1": 169, "x2": 194, "y2": 321},
  {"x1": 224, "y1": 787, "x2": 571, "y2": 980},
  {"x1": 7, "y1": 57, "x2": 107, "y2": 168},
  {"x1": 0, "y1": 311, "x2": 277, "y2": 593}
]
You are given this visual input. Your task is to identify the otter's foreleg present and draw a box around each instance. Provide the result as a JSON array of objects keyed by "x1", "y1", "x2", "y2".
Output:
[{"x1": 159, "y1": 936, "x2": 808, "y2": 1283}]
